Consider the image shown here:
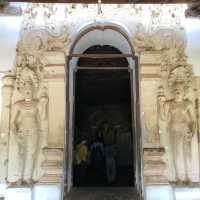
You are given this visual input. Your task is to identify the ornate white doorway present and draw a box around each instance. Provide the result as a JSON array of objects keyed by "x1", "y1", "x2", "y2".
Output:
[{"x1": 63, "y1": 23, "x2": 143, "y2": 200}]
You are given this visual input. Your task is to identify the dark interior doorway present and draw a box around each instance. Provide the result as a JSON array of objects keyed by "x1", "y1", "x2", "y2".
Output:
[{"x1": 73, "y1": 45, "x2": 134, "y2": 187}]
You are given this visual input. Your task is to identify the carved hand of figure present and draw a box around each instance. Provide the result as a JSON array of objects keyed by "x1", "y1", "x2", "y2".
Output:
[
  {"x1": 40, "y1": 95, "x2": 49, "y2": 105},
  {"x1": 39, "y1": 91, "x2": 49, "y2": 121},
  {"x1": 39, "y1": 87, "x2": 49, "y2": 105}
]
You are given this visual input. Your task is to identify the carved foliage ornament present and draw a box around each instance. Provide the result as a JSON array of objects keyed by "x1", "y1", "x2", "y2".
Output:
[
  {"x1": 20, "y1": 4, "x2": 185, "y2": 32},
  {"x1": 133, "y1": 24, "x2": 185, "y2": 51},
  {"x1": 133, "y1": 24, "x2": 187, "y2": 73},
  {"x1": 16, "y1": 4, "x2": 187, "y2": 72},
  {"x1": 16, "y1": 28, "x2": 70, "y2": 70}
]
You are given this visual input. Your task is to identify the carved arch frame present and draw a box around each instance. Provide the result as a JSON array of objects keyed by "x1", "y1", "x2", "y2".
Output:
[{"x1": 63, "y1": 24, "x2": 143, "y2": 199}]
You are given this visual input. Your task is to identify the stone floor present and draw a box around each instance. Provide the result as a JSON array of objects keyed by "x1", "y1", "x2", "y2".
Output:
[{"x1": 65, "y1": 187, "x2": 139, "y2": 200}]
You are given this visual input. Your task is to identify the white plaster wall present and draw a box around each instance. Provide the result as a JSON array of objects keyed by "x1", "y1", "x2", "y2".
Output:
[
  {"x1": 33, "y1": 185, "x2": 61, "y2": 200},
  {"x1": 0, "y1": 184, "x2": 7, "y2": 198},
  {"x1": 184, "y1": 18, "x2": 200, "y2": 76},
  {"x1": 0, "y1": 16, "x2": 200, "y2": 75},
  {"x1": 1, "y1": 183, "x2": 200, "y2": 200},
  {"x1": 146, "y1": 186, "x2": 200, "y2": 200},
  {"x1": 0, "y1": 73, "x2": 4, "y2": 124},
  {"x1": 0, "y1": 16, "x2": 22, "y2": 124},
  {"x1": 0, "y1": 184, "x2": 62, "y2": 200},
  {"x1": 0, "y1": 16, "x2": 22, "y2": 71}
]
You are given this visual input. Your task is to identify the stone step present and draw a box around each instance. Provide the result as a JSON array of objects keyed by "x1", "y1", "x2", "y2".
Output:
[{"x1": 65, "y1": 187, "x2": 139, "y2": 200}]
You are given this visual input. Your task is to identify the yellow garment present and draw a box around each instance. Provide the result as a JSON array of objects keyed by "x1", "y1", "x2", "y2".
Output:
[{"x1": 76, "y1": 143, "x2": 88, "y2": 164}]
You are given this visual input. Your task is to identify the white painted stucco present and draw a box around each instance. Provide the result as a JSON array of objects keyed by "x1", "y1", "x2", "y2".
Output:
[
  {"x1": 0, "y1": 16, "x2": 22, "y2": 71},
  {"x1": 0, "y1": 12, "x2": 200, "y2": 75}
]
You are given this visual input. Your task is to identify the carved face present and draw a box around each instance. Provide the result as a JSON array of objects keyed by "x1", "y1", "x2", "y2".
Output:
[
  {"x1": 23, "y1": 82, "x2": 34, "y2": 101},
  {"x1": 174, "y1": 82, "x2": 184, "y2": 100}
]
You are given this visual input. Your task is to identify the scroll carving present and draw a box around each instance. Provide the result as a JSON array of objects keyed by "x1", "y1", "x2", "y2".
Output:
[
  {"x1": 133, "y1": 24, "x2": 186, "y2": 73},
  {"x1": 16, "y1": 29, "x2": 70, "y2": 69}
]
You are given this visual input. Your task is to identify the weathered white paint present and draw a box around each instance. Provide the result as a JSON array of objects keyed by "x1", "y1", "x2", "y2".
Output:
[
  {"x1": 33, "y1": 185, "x2": 61, "y2": 200},
  {"x1": 5, "y1": 187, "x2": 32, "y2": 200},
  {"x1": 184, "y1": 18, "x2": 200, "y2": 76},
  {"x1": 145, "y1": 185, "x2": 174, "y2": 200},
  {"x1": 175, "y1": 187, "x2": 200, "y2": 200},
  {"x1": 0, "y1": 184, "x2": 61, "y2": 200},
  {"x1": 0, "y1": 7, "x2": 200, "y2": 76},
  {"x1": 0, "y1": 16, "x2": 22, "y2": 71}
]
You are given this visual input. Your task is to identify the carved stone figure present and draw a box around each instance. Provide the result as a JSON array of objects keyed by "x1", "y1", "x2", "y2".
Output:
[
  {"x1": 10, "y1": 67, "x2": 48, "y2": 185},
  {"x1": 158, "y1": 77, "x2": 195, "y2": 184}
]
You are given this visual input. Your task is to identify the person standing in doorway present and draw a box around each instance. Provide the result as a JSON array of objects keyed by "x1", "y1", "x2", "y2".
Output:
[
  {"x1": 75, "y1": 140, "x2": 89, "y2": 185},
  {"x1": 90, "y1": 137, "x2": 105, "y2": 185},
  {"x1": 105, "y1": 144, "x2": 116, "y2": 184},
  {"x1": 99, "y1": 122, "x2": 117, "y2": 184}
]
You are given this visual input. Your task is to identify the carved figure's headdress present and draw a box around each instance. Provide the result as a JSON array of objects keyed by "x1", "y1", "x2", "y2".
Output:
[
  {"x1": 168, "y1": 65, "x2": 192, "y2": 92},
  {"x1": 16, "y1": 67, "x2": 39, "y2": 93}
]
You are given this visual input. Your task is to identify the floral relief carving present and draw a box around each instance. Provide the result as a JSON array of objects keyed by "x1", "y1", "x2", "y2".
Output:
[{"x1": 15, "y1": 28, "x2": 70, "y2": 71}]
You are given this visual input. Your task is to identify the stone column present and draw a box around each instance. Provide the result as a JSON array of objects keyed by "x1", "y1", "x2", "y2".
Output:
[{"x1": 39, "y1": 51, "x2": 65, "y2": 184}]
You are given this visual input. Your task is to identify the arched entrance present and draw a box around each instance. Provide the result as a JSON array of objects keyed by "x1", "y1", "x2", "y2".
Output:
[{"x1": 64, "y1": 23, "x2": 143, "y2": 200}]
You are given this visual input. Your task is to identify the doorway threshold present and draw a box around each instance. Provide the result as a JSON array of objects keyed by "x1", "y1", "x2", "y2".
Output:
[{"x1": 65, "y1": 187, "x2": 139, "y2": 200}]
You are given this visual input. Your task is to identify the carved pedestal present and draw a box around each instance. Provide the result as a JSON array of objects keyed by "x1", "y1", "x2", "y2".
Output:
[
  {"x1": 144, "y1": 147, "x2": 168, "y2": 185},
  {"x1": 40, "y1": 147, "x2": 63, "y2": 184}
]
